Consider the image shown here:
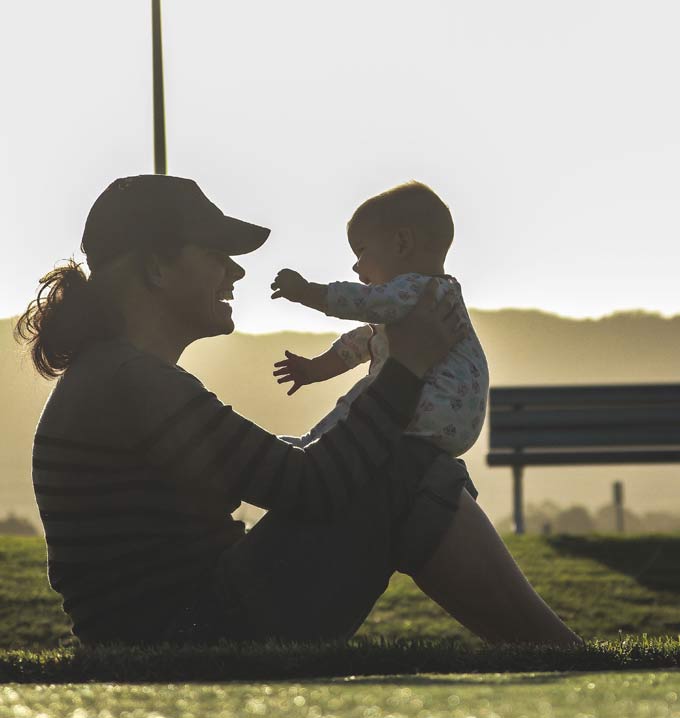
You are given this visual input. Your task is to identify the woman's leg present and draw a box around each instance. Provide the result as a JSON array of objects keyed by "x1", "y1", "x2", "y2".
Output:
[
  {"x1": 171, "y1": 438, "x2": 580, "y2": 646},
  {"x1": 412, "y1": 489, "x2": 583, "y2": 646},
  {"x1": 212, "y1": 472, "x2": 399, "y2": 642},
  {"x1": 205, "y1": 439, "x2": 446, "y2": 643}
]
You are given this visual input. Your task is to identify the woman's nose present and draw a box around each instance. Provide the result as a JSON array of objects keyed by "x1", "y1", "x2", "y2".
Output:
[{"x1": 228, "y1": 258, "x2": 246, "y2": 282}]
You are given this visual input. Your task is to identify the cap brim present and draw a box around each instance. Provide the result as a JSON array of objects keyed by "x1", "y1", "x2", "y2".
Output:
[{"x1": 210, "y1": 215, "x2": 271, "y2": 256}]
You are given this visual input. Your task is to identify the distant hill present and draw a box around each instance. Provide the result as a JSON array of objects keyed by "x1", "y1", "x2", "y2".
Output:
[{"x1": 2, "y1": 309, "x2": 680, "y2": 531}]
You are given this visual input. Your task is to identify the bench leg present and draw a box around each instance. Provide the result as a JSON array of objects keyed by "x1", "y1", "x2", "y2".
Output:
[{"x1": 512, "y1": 466, "x2": 524, "y2": 534}]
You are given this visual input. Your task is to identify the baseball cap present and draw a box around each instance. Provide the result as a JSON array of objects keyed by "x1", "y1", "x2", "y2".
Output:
[{"x1": 81, "y1": 174, "x2": 270, "y2": 270}]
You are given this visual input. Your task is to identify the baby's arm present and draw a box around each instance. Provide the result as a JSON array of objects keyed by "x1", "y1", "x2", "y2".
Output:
[
  {"x1": 271, "y1": 269, "x2": 328, "y2": 313},
  {"x1": 273, "y1": 325, "x2": 372, "y2": 395},
  {"x1": 273, "y1": 348, "x2": 347, "y2": 396},
  {"x1": 271, "y1": 269, "x2": 439, "y2": 324},
  {"x1": 326, "y1": 273, "x2": 434, "y2": 323}
]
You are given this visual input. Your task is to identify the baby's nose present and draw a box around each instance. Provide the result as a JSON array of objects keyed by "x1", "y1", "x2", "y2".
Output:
[{"x1": 352, "y1": 262, "x2": 359, "y2": 274}]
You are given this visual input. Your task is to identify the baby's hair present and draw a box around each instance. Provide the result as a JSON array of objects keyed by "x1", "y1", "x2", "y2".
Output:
[{"x1": 347, "y1": 181, "x2": 454, "y2": 257}]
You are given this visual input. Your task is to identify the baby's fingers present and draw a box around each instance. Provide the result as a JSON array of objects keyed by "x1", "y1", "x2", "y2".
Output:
[{"x1": 287, "y1": 382, "x2": 301, "y2": 396}]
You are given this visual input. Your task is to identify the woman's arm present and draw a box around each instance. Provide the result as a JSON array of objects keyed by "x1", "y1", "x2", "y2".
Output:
[
  {"x1": 118, "y1": 281, "x2": 464, "y2": 522},
  {"x1": 116, "y1": 353, "x2": 422, "y2": 521}
]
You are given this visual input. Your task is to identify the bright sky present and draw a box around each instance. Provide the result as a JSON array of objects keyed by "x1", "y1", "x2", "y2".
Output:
[{"x1": 2, "y1": 1, "x2": 679, "y2": 333}]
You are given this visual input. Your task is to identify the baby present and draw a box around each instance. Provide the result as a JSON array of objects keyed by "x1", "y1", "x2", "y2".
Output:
[{"x1": 271, "y1": 181, "x2": 489, "y2": 457}]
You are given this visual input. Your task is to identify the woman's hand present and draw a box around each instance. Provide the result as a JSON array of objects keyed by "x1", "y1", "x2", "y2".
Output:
[{"x1": 385, "y1": 279, "x2": 469, "y2": 378}]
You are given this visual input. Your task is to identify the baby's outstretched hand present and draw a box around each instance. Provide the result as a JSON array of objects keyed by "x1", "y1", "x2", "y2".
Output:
[
  {"x1": 273, "y1": 350, "x2": 316, "y2": 395},
  {"x1": 271, "y1": 269, "x2": 308, "y2": 303}
]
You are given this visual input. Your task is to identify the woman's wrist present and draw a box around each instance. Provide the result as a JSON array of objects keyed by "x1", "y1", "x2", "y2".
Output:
[
  {"x1": 371, "y1": 358, "x2": 424, "y2": 425},
  {"x1": 386, "y1": 279, "x2": 467, "y2": 378}
]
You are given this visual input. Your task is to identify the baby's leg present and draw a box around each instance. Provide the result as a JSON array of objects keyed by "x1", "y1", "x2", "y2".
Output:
[
  {"x1": 278, "y1": 403, "x2": 348, "y2": 448},
  {"x1": 426, "y1": 412, "x2": 486, "y2": 458},
  {"x1": 406, "y1": 379, "x2": 487, "y2": 457},
  {"x1": 278, "y1": 435, "x2": 308, "y2": 448},
  {"x1": 279, "y1": 427, "x2": 324, "y2": 447}
]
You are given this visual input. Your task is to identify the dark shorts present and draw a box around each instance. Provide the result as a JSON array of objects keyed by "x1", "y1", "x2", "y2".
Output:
[{"x1": 163, "y1": 437, "x2": 478, "y2": 644}]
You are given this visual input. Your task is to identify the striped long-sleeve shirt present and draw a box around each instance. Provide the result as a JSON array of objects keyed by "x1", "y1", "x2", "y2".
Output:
[{"x1": 33, "y1": 338, "x2": 423, "y2": 643}]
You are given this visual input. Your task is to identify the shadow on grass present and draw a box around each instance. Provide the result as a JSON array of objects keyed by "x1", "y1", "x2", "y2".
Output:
[
  {"x1": 1, "y1": 636, "x2": 679, "y2": 683},
  {"x1": 546, "y1": 535, "x2": 680, "y2": 595}
]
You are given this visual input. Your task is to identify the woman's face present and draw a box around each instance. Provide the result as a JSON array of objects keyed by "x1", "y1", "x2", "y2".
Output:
[{"x1": 162, "y1": 244, "x2": 245, "y2": 340}]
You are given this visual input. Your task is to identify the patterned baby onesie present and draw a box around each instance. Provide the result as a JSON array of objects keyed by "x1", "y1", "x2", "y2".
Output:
[{"x1": 292, "y1": 273, "x2": 489, "y2": 457}]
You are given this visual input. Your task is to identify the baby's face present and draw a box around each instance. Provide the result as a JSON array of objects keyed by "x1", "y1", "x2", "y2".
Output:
[{"x1": 348, "y1": 224, "x2": 403, "y2": 285}]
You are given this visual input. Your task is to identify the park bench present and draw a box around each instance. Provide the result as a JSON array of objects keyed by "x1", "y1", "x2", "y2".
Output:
[{"x1": 486, "y1": 384, "x2": 680, "y2": 534}]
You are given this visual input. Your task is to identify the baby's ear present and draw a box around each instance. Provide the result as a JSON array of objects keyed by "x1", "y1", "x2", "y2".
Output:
[{"x1": 395, "y1": 227, "x2": 416, "y2": 257}]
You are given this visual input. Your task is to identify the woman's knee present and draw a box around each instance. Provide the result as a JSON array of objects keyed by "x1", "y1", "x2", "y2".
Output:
[{"x1": 390, "y1": 456, "x2": 475, "y2": 576}]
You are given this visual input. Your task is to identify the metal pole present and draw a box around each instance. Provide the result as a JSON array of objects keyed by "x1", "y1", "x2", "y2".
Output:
[
  {"x1": 512, "y1": 465, "x2": 525, "y2": 535},
  {"x1": 152, "y1": 0, "x2": 167, "y2": 174},
  {"x1": 613, "y1": 481, "x2": 624, "y2": 533}
]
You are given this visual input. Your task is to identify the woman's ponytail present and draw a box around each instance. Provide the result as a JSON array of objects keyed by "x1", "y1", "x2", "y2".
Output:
[{"x1": 14, "y1": 259, "x2": 116, "y2": 379}]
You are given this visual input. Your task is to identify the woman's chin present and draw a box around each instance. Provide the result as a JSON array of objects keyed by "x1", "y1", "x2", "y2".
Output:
[
  {"x1": 219, "y1": 310, "x2": 235, "y2": 335},
  {"x1": 203, "y1": 318, "x2": 234, "y2": 338},
  {"x1": 204, "y1": 302, "x2": 235, "y2": 336}
]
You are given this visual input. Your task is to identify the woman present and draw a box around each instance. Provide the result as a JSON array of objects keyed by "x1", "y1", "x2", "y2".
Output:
[{"x1": 16, "y1": 174, "x2": 582, "y2": 647}]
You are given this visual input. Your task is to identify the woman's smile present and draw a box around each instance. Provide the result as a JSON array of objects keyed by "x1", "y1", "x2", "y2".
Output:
[{"x1": 215, "y1": 287, "x2": 234, "y2": 310}]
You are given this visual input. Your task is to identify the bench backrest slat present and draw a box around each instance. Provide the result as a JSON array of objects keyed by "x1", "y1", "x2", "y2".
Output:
[
  {"x1": 492, "y1": 407, "x2": 680, "y2": 430},
  {"x1": 491, "y1": 425, "x2": 680, "y2": 449},
  {"x1": 488, "y1": 384, "x2": 680, "y2": 453},
  {"x1": 491, "y1": 385, "x2": 680, "y2": 408}
]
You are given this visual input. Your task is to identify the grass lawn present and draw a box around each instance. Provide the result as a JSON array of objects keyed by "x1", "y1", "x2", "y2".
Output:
[
  {"x1": 2, "y1": 533, "x2": 680, "y2": 715},
  {"x1": 3, "y1": 533, "x2": 680, "y2": 651},
  {"x1": 2, "y1": 671, "x2": 680, "y2": 717}
]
